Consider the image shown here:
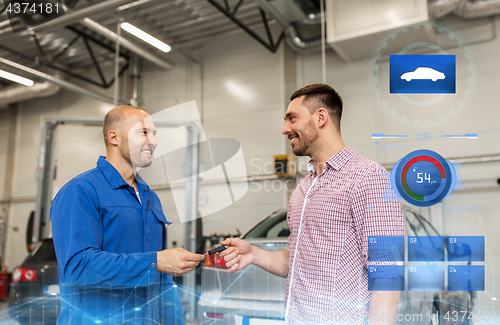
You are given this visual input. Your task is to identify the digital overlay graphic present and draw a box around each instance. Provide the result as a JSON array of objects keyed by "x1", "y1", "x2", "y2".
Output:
[
  {"x1": 374, "y1": 25, "x2": 471, "y2": 122},
  {"x1": 390, "y1": 55, "x2": 456, "y2": 94},
  {"x1": 390, "y1": 149, "x2": 457, "y2": 207},
  {"x1": 368, "y1": 236, "x2": 485, "y2": 292}
]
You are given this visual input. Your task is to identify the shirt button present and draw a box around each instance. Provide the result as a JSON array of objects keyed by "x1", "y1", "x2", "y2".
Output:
[
  {"x1": 150, "y1": 281, "x2": 154, "y2": 285},
  {"x1": 143, "y1": 189, "x2": 146, "y2": 192},
  {"x1": 152, "y1": 263, "x2": 155, "y2": 267}
]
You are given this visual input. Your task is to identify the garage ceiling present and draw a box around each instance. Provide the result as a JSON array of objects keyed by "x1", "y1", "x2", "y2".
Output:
[{"x1": 0, "y1": 0, "x2": 317, "y2": 90}]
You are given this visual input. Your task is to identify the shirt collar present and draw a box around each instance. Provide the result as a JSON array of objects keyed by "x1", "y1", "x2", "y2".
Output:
[
  {"x1": 307, "y1": 146, "x2": 356, "y2": 175},
  {"x1": 97, "y1": 156, "x2": 128, "y2": 189},
  {"x1": 97, "y1": 156, "x2": 149, "y2": 191}
]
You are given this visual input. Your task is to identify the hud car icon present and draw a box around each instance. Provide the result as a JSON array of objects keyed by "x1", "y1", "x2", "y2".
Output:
[{"x1": 401, "y1": 67, "x2": 446, "y2": 82}]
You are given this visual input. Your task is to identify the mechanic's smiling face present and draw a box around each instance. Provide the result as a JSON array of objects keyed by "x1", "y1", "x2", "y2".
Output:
[
  {"x1": 282, "y1": 96, "x2": 319, "y2": 157},
  {"x1": 121, "y1": 111, "x2": 157, "y2": 168}
]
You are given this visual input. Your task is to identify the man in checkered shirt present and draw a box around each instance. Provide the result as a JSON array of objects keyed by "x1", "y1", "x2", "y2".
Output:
[{"x1": 221, "y1": 84, "x2": 404, "y2": 325}]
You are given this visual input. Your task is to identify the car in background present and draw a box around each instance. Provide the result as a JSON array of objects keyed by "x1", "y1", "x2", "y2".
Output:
[
  {"x1": 198, "y1": 209, "x2": 288, "y2": 324},
  {"x1": 198, "y1": 209, "x2": 474, "y2": 325},
  {"x1": 7, "y1": 238, "x2": 60, "y2": 325}
]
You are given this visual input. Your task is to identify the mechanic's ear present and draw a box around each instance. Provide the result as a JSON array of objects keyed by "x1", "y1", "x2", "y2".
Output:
[{"x1": 108, "y1": 130, "x2": 120, "y2": 146}]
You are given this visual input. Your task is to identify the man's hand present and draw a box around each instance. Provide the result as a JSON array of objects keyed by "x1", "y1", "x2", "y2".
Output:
[
  {"x1": 156, "y1": 248, "x2": 204, "y2": 275},
  {"x1": 219, "y1": 238, "x2": 255, "y2": 274}
]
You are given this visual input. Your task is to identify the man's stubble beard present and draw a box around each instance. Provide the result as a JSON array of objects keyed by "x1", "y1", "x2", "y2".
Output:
[
  {"x1": 119, "y1": 135, "x2": 153, "y2": 168},
  {"x1": 120, "y1": 135, "x2": 133, "y2": 166},
  {"x1": 293, "y1": 118, "x2": 319, "y2": 157}
]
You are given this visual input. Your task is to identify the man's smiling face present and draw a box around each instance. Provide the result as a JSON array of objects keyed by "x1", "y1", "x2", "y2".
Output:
[
  {"x1": 282, "y1": 96, "x2": 319, "y2": 157},
  {"x1": 120, "y1": 111, "x2": 157, "y2": 168}
]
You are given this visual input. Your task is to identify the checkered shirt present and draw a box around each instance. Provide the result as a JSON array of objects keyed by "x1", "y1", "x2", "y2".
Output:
[{"x1": 285, "y1": 147, "x2": 404, "y2": 325}]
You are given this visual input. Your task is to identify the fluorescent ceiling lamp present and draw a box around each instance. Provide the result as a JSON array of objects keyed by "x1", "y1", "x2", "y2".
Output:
[
  {"x1": 121, "y1": 22, "x2": 171, "y2": 53},
  {"x1": 0, "y1": 69, "x2": 34, "y2": 86}
]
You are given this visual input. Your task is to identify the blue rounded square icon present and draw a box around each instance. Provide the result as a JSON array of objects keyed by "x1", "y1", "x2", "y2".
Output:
[{"x1": 390, "y1": 55, "x2": 456, "y2": 94}]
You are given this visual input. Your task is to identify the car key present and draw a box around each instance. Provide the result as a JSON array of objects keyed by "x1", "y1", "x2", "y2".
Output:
[{"x1": 204, "y1": 245, "x2": 228, "y2": 256}]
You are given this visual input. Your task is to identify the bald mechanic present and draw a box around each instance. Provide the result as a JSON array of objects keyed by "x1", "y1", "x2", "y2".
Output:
[
  {"x1": 221, "y1": 84, "x2": 404, "y2": 325},
  {"x1": 51, "y1": 106, "x2": 204, "y2": 325}
]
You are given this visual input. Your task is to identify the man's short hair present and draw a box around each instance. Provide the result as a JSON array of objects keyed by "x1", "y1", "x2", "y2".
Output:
[
  {"x1": 103, "y1": 105, "x2": 147, "y2": 147},
  {"x1": 290, "y1": 84, "x2": 343, "y2": 129}
]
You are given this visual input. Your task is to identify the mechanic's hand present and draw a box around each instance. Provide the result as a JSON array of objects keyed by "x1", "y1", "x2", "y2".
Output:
[
  {"x1": 156, "y1": 248, "x2": 204, "y2": 275},
  {"x1": 220, "y1": 238, "x2": 255, "y2": 274}
]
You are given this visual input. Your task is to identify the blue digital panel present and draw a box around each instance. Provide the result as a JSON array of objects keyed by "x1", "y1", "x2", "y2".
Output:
[
  {"x1": 368, "y1": 236, "x2": 405, "y2": 261},
  {"x1": 390, "y1": 55, "x2": 456, "y2": 94},
  {"x1": 390, "y1": 150, "x2": 456, "y2": 207},
  {"x1": 448, "y1": 236, "x2": 485, "y2": 262},
  {"x1": 368, "y1": 265, "x2": 405, "y2": 291},
  {"x1": 448, "y1": 265, "x2": 485, "y2": 291},
  {"x1": 408, "y1": 236, "x2": 445, "y2": 261},
  {"x1": 408, "y1": 265, "x2": 445, "y2": 291}
]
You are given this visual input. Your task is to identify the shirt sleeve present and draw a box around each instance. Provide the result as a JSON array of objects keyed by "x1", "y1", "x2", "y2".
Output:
[
  {"x1": 351, "y1": 164, "x2": 405, "y2": 268},
  {"x1": 50, "y1": 179, "x2": 158, "y2": 288}
]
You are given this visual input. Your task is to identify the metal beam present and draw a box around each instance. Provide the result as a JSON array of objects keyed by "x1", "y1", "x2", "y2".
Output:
[
  {"x1": 0, "y1": 56, "x2": 124, "y2": 104},
  {"x1": 16, "y1": 0, "x2": 174, "y2": 71},
  {"x1": 47, "y1": 62, "x2": 128, "y2": 89},
  {"x1": 206, "y1": 0, "x2": 283, "y2": 53},
  {"x1": 106, "y1": 62, "x2": 129, "y2": 88},
  {"x1": 252, "y1": 0, "x2": 322, "y2": 52},
  {"x1": 50, "y1": 34, "x2": 81, "y2": 64},
  {"x1": 260, "y1": 8, "x2": 274, "y2": 48},
  {"x1": 0, "y1": 104, "x2": 18, "y2": 266},
  {"x1": 0, "y1": 29, "x2": 129, "y2": 89},
  {"x1": 81, "y1": 18, "x2": 174, "y2": 70},
  {"x1": 83, "y1": 37, "x2": 108, "y2": 86},
  {"x1": 254, "y1": 0, "x2": 290, "y2": 28},
  {"x1": 129, "y1": 54, "x2": 140, "y2": 106},
  {"x1": 184, "y1": 124, "x2": 199, "y2": 322},
  {"x1": 32, "y1": 120, "x2": 56, "y2": 245},
  {"x1": 232, "y1": 0, "x2": 244, "y2": 15},
  {"x1": 66, "y1": 25, "x2": 121, "y2": 55},
  {"x1": 31, "y1": 33, "x2": 46, "y2": 57}
]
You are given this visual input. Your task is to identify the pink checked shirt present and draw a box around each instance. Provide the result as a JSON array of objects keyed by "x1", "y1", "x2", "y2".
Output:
[{"x1": 285, "y1": 147, "x2": 404, "y2": 324}]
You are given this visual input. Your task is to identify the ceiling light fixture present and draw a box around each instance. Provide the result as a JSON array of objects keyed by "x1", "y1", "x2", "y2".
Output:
[
  {"x1": 121, "y1": 22, "x2": 171, "y2": 53},
  {"x1": 0, "y1": 69, "x2": 34, "y2": 86}
]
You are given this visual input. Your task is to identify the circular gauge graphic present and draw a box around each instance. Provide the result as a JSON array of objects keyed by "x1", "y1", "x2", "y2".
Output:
[{"x1": 391, "y1": 150, "x2": 456, "y2": 207}]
